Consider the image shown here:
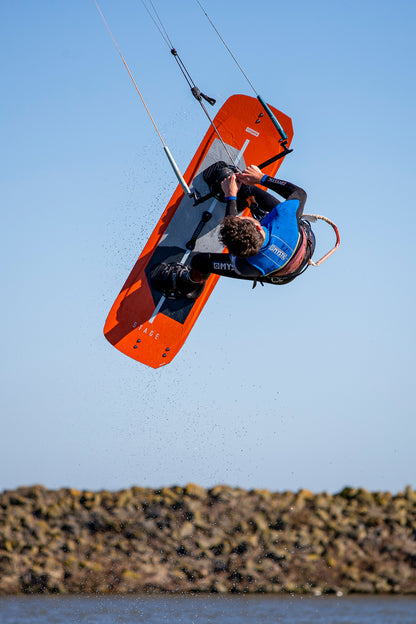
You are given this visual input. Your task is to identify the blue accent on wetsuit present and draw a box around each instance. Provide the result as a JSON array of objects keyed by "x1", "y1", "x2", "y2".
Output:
[{"x1": 245, "y1": 199, "x2": 301, "y2": 275}]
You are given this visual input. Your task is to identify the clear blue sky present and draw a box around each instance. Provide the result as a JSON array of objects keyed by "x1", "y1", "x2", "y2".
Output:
[{"x1": 1, "y1": 1, "x2": 415, "y2": 494}]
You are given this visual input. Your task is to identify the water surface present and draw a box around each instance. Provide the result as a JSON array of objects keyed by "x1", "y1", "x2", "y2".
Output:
[{"x1": 0, "y1": 594, "x2": 415, "y2": 624}]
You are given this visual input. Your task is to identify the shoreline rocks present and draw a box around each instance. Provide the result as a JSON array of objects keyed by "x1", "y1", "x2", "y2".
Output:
[{"x1": 0, "y1": 484, "x2": 415, "y2": 595}]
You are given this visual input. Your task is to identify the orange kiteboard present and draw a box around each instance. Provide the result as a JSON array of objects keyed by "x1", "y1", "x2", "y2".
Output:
[{"x1": 104, "y1": 94, "x2": 294, "y2": 368}]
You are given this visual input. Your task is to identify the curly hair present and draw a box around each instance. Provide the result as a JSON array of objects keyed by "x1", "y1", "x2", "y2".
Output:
[{"x1": 219, "y1": 216, "x2": 264, "y2": 257}]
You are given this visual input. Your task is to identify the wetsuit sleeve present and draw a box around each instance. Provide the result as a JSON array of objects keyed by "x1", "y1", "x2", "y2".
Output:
[
  {"x1": 225, "y1": 198, "x2": 238, "y2": 217},
  {"x1": 262, "y1": 177, "x2": 307, "y2": 217}
]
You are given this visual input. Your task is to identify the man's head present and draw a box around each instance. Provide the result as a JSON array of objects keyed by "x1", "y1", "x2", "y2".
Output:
[{"x1": 219, "y1": 215, "x2": 265, "y2": 257}]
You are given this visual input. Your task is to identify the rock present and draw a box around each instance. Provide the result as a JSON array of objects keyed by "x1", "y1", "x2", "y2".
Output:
[
  {"x1": 0, "y1": 485, "x2": 415, "y2": 595},
  {"x1": 185, "y1": 483, "x2": 207, "y2": 500}
]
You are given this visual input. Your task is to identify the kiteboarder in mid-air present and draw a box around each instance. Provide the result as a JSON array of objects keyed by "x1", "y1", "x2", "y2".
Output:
[
  {"x1": 98, "y1": 2, "x2": 340, "y2": 367},
  {"x1": 151, "y1": 163, "x2": 316, "y2": 299}
]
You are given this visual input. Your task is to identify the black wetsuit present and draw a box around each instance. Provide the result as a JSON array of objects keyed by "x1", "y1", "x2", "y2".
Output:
[{"x1": 191, "y1": 177, "x2": 307, "y2": 280}]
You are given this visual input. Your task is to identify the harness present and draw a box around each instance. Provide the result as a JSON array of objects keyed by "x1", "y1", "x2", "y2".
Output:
[{"x1": 252, "y1": 220, "x2": 315, "y2": 287}]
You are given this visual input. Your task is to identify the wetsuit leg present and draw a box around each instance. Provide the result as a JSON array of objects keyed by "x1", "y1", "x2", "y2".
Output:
[
  {"x1": 191, "y1": 253, "x2": 260, "y2": 281},
  {"x1": 191, "y1": 253, "x2": 236, "y2": 278}
]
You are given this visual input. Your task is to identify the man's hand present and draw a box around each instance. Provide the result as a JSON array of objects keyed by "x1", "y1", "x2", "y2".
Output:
[
  {"x1": 221, "y1": 173, "x2": 241, "y2": 197},
  {"x1": 237, "y1": 165, "x2": 263, "y2": 185}
]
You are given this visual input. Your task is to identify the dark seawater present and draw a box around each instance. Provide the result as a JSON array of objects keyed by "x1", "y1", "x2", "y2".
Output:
[{"x1": 0, "y1": 595, "x2": 415, "y2": 624}]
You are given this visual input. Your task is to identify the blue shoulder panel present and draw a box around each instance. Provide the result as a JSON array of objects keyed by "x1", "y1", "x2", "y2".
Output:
[{"x1": 247, "y1": 199, "x2": 300, "y2": 275}]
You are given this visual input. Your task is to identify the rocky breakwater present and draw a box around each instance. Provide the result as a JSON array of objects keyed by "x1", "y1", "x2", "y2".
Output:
[{"x1": 0, "y1": 484, "x2": 415, "y2": 595}]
